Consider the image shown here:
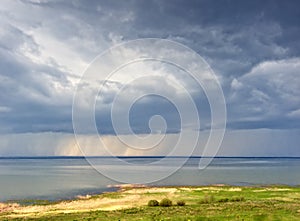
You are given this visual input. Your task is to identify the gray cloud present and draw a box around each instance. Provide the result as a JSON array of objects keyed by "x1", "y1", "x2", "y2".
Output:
[
  {"x1": 228, "y1": 58, "x2": 300, "y2": 129},
  {"x1": 0, "y1": 0, "x2": 299, "y2": 139}
]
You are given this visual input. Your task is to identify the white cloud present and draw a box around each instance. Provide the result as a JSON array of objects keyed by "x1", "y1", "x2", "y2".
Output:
[
  {"x1": 287, "y1": 109, "x2": 300, "y2": 118},
  {"x1": 229, "y1": 57, "x2": 300, "y2": 123},
  {"x1": 230, "y1": 78, "x2": 243, "y2": 90},
  {"x1": 0, "y1": 106, "x2": 11, "y2": 113}
]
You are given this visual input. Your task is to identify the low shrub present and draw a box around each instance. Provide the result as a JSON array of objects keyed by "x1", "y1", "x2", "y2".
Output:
[
  {"x1": 159, "y1": 198, "x2": 172, "y2": 207},
  {"x1": 217, "y1": 196, "x2": 245, "y2": 203},
  {"x1": 176, "y1": 200, "x2": 186, "y2": 206},
  {"x1": 148, "y1": 199, "x2": 159, "y2": 207},
  {"x1": 230, "y1": 196, "x2": 245, "y2": 202},
  {"x1": 218, "y1": 198, "x2": 229, "y2": 203},
  {"x1": 199, "y1": 195, "x2": 215, "y2": 204}
]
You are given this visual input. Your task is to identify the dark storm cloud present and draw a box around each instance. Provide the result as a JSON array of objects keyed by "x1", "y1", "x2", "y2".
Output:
[
  {"x1": 0, "y1": 0, "x2": 299, "y2": 134},
  {"x1": 0, "y1": 18, "x2": 74, "y2": 133},
  {"x1": 130, "y1": 0, "x2": 300, "y2": 78},
  {"x1": 95, "y1": 94, "x2": 182, "y2": 135}
]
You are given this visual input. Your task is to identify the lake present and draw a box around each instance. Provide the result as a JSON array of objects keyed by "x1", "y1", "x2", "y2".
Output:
[{"x1": 0, "y1": 157, "x2": 300, "y2": 202}]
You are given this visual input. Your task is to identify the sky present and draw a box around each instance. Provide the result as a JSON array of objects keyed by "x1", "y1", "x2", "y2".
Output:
[{"x1": 0, "y1": 0, "x2": 299, "y2": 156}]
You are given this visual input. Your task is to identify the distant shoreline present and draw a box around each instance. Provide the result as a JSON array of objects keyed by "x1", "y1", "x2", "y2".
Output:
[{"x1": 1, "y1": 156, "x2": 300, "y2": 159}]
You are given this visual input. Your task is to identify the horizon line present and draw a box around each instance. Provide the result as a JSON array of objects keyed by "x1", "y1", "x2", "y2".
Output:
[{"x1": 0, "y1": 156, "x2": 300, "y2": 159}]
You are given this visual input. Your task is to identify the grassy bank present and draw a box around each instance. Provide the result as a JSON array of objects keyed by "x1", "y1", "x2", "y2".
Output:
[{"x1": 1, "y1": 185, "x2": 300, "y2": 220}]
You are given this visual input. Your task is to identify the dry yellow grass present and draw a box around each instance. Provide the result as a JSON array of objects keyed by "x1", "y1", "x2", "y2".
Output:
[{"x1": 0, "y1": 187, "x2": 179, "y2": 218}]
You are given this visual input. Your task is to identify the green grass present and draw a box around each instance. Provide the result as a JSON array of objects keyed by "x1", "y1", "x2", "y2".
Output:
[{"x1": 1, "y1": 186, "x2": 300, "y2": 220}]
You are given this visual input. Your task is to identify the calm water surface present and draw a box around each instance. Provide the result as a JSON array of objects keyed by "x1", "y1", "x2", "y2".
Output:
[{"x1": 0, "y1": 157, "x2": 300, "y2": 201}]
